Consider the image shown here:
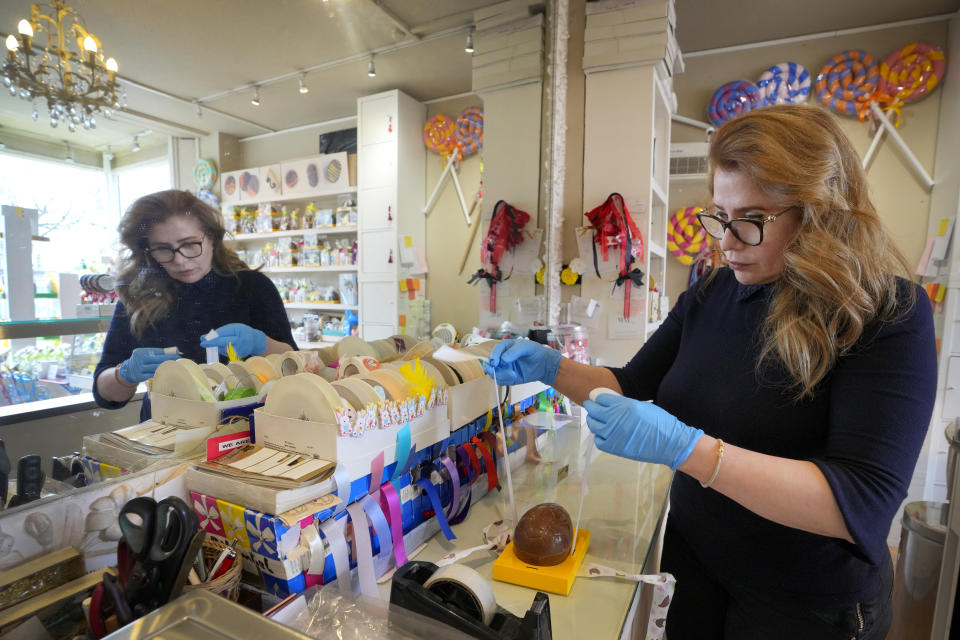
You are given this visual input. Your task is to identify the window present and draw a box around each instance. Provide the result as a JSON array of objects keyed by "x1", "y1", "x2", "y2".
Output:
[
  {"x1": 115, "y1": 157, "x2": 171, "y2": 219},
  {"x1": 0, "y1": 152, "x2": 112, "y2": 272}
]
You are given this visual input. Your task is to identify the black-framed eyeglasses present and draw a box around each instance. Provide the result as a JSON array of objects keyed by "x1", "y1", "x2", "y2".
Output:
[
  {"x1": 696, "y1": 207, "x2": 795, "y2": 246},
  {"x1": 146, "y1": 237, "x2": 205, "y2": 263}
]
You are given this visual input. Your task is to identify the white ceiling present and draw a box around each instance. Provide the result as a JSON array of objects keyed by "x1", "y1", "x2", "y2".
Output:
[{"x1": 0, "y1": 0, "x2": 957, "y2": 156}]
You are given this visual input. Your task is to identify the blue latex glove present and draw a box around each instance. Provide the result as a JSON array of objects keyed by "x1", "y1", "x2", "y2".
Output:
[
  {"x1": 200, "y1": 323, "x2": 267, "y2": 358},
  {"x1": 482, "y1": 339, "x2": 562, "y2": 386},
  {"x1": 116, "y1": 347, "x2": 180, "y2": 384},
  {"x1": 583, "y1": 393, "x2": 704, "y2": 470}
]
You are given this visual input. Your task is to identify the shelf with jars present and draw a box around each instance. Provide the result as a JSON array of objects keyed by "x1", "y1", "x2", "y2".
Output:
[{"x1": 223, "y1": 192, "x2": 360, "y2": 347}]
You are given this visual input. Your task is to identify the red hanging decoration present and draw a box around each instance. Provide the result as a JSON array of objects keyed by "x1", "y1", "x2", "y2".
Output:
[
  {"x1": 585, "y1": 193, "x2": 645, "y2": 319},
  {"x1": 468, "y1": 200, "x2": 531, "y2": 314}
]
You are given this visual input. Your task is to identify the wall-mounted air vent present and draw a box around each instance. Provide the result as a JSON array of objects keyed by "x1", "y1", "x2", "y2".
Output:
[{"x1": 670, "y1": 142, "x2": 709, "y2": 177}]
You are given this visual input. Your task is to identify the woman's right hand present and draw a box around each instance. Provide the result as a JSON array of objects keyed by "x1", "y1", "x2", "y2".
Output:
[
  {"x1": 482, "y1": 339, "x2": 562, "y2": 386},
  {"x1": 116, "y1": 348, "x2": 179, "y2": 384}
]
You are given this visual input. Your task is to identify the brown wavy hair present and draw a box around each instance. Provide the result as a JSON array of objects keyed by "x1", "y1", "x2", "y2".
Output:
[
  {"x1": 114, "y1": 189, "x2": 249, "y2": 336},
  {"x1": 706, "y1": 104, "x2": 912, "y2": 398}
]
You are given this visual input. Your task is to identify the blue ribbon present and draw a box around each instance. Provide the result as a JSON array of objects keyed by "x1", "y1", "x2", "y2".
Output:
[
  {"x1": 392, "y1": 424, "x2": 413, "y2": 481},
  {"x1": 332, "y1": 466, "x2": 352, "y2": 516},
  {"x1": 416, "y1": 477, "x2": 456, "y2": 540},
  {"x1": 360, "y1": 494, "x2": 393, "y2": 565}
]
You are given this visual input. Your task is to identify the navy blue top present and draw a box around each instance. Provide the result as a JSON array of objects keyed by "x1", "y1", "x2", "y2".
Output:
[
  {"x1": 93, "y1": 269, "x2": 295, "y2": 417},
  {"x1": 611, "y1": 267, "x2": 936, "y2": 605}
]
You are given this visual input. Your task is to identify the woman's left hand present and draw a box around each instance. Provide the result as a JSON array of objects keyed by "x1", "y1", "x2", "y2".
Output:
[
  {"x1": 583, "y1": 393, "x2": 703, "y2": 469},
  {"x1": 201, "y1": 323, "x2": 267, "y2": 358}
]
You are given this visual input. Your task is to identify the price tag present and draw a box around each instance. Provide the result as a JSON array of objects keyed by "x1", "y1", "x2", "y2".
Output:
[{"x1": 607, "y1": 285, "x2": 646, "y2": 340}]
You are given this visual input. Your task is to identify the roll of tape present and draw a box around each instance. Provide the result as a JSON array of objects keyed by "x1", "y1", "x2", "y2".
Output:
[
  {"x1": 338, "y1": 356, "x2": 380, "y2": 379},
  {"x1": 423, "y1": 563, "x2": 497, "y2": 626}
]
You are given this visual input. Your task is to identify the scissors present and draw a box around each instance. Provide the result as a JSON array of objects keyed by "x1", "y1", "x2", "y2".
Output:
[{"x1": 89, "y1": 496, "x2": 203, "y2": 636}]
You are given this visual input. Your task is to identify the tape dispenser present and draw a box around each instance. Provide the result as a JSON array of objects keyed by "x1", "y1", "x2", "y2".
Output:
[{"x1": 390, "y1": 561, "x2": 552, "y2": 640}]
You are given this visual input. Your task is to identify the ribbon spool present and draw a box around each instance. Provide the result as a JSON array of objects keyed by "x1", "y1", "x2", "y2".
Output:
[
  {"x1": 707, "y1": 80, "x2": 763, "y2": 125},
  {"x1": 756, "y1": 62, "x2": 811, "y2": 106},
  {"x1": 454, "y1": 107, "x2": 483, "y2": 158},
  {"x1": 877, "y1": 41, "x2": 947, "y2": 123},
  {"x1": 815, "y1": 49, "x2": 879, "y2": 119},
  {"x1": 422, "y1": 563, "x2": 497, "y2": 626},
  {"x1": 667, "y1": 206, "x2": 707, "y2": 265},
  {"x1": 338, "y1": 356, "x2": 380, "y2": 379},
  {"x1": 423, "y1": 114, "x2": 457, "y2": 158}
]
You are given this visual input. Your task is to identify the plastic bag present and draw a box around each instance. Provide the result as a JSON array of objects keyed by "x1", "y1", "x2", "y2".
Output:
[{"x1": 286, "y1": 582, "x2": 473, "y2": 640}]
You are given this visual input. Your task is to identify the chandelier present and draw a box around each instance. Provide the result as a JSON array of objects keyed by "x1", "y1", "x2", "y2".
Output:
[{"x1": 2, "y1": 0, "x2": 124, "y2": 132}]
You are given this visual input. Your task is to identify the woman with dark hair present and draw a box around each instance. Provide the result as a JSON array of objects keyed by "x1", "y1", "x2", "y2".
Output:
[
  {"x1": 485, "y1": 104, "x2": 936, "y2": 638},
  {"x1": 94, "y1": 189, "x2": 294, "y2": 414}
]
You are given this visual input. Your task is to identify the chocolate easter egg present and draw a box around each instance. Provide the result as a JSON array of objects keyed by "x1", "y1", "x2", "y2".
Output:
[{"x1": 513, "y1": 503, "x2": 573, "y2": 566}]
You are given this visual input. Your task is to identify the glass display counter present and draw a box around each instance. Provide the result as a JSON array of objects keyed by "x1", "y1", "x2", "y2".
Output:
[
  {"x1": 377, "y1": 419, "x2": 673, "y2": 639},
  {"x1": 0, "y1": 318, "x2": 110, "y2": 406}
]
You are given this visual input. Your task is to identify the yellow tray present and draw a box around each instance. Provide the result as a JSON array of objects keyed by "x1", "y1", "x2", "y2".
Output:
[{"x1": 492, "y1": 529, "x2": 590, "y2": 595}]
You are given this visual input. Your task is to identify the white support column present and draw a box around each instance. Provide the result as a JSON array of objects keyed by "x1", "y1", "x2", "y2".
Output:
[
  {"x1": 469, "y1": 4, "x2": 546, "y2": 330},
  {"x1": 580, "y1": 0, "x2": 680, "y2": 366}
]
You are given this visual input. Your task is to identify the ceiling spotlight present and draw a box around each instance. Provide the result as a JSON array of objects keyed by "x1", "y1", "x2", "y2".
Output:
[
  {"x1": 251, "y1": 86, "x2": 261, "y2": 106},
  {"x1": 465, "y1": 28, "x2": 475, "y2": 54},
  {"x1": 367, "y1": 57, "x2": 376, "y2": 78},
  {"x1": 299, "y1": 72, "x2": 309, "y2": 94},
  {"x1": 64, "y1": 141, "x2": 75, "y2": 163},
  {"x1": 194, "y1": 100, "x2": 202, "y2": 117},
  {"x1": 131, "y1": 135, "x2": 140, "y2": 152}
]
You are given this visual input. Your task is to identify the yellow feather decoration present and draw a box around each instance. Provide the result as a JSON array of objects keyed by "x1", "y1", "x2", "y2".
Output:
[{"x1": 399, "y1": 358, "x2": 435, "y2": 398}]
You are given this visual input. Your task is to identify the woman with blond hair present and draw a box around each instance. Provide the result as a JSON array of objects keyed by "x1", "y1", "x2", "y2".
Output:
[
  {"x1": 485, "y1": 104, "x2": 935, "y2": 638},
  {"x1": 94, "y1": 190, "x2": 294, "y2": 417}
]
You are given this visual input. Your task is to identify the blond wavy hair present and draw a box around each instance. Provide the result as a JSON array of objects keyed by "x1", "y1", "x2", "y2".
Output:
[
  {"x1": 707, "y1": 104, "x2": 912, "y2": 398},
  {"x1": 115, "y1": 190, "x2": 250, "y2": 336}
]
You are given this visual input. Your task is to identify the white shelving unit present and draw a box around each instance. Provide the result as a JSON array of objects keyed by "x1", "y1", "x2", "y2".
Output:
[
  {"x1": 224, "y1": 188, "x2": 359, "y2": 340},
  {"x1": 356, "y1": 89, "x2": 426, "y2": 340}
]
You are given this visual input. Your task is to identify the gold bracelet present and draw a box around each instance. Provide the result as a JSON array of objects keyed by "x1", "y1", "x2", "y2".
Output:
[
  {"x1": 114, "y1": 367, "x2": 137, "y2": 389},
  {"x1": 699, "y1": 438, "x2": 724, "y2": 489}
]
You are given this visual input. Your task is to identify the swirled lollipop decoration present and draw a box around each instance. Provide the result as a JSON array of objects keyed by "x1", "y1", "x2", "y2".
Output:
[
  {"x1": 423, "y1": 111, "x2": 475, "y2": 225},
  {"x1": 193, "y1": 158, "x2": 217, "y2": 190},
  {"x1": 454, "y1": 106, "x2": 483, "y2": 157},
  {"x1": 707, "y1": 81, "x2": 763, "y2": 125},
  {"x1": 667, "y1": 206, "x2": 707, "y2": 265},
  {"x1": 756, "y1": 62, "x2": 810, "y2": 106},
  {"x1": 815, "y1": 49, "x2": 879, "y2": 119},
  {"x1": 423, "y1": 114, "x2": 457, "y2": 158},
  {"x1": 876, "y1": 42, "x2": 947, "y2": 125}
]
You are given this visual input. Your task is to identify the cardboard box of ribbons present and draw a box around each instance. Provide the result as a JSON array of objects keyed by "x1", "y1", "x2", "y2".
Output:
[{"x1": 188, "y1": 413, "x2": 498, "y2": 596}]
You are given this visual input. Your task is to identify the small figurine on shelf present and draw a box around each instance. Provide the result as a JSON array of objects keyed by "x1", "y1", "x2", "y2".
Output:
[
  {"x1": 289, "y1": 238, "x2": 299, "y2": 267},
  {"x1": 317, "y1": 208, "x2": 334, "y2": 227},
  {"x1": 231, "y1": 206, "x2": 242, "y2": 234},
  {"x1": 241, "y1": 207, "x2": 258, "y2": 234},
  {"x1": 271, "y1": 205, "x2": 283, "y2": 231},
  {"x1": 304, "y1": 202, "x2": 317, "y2": 229}
]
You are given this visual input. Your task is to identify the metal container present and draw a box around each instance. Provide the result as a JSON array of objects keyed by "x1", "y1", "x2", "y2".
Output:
[
  {"x1": 946, "y1": 419, "x2": 960, "y2": 502},
  {"x1": 103, "y1": 590, "x2": 312, "y2": 639},
  {"x1": 889, "y1": 501, "x2": 948, "y2": 640}
]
